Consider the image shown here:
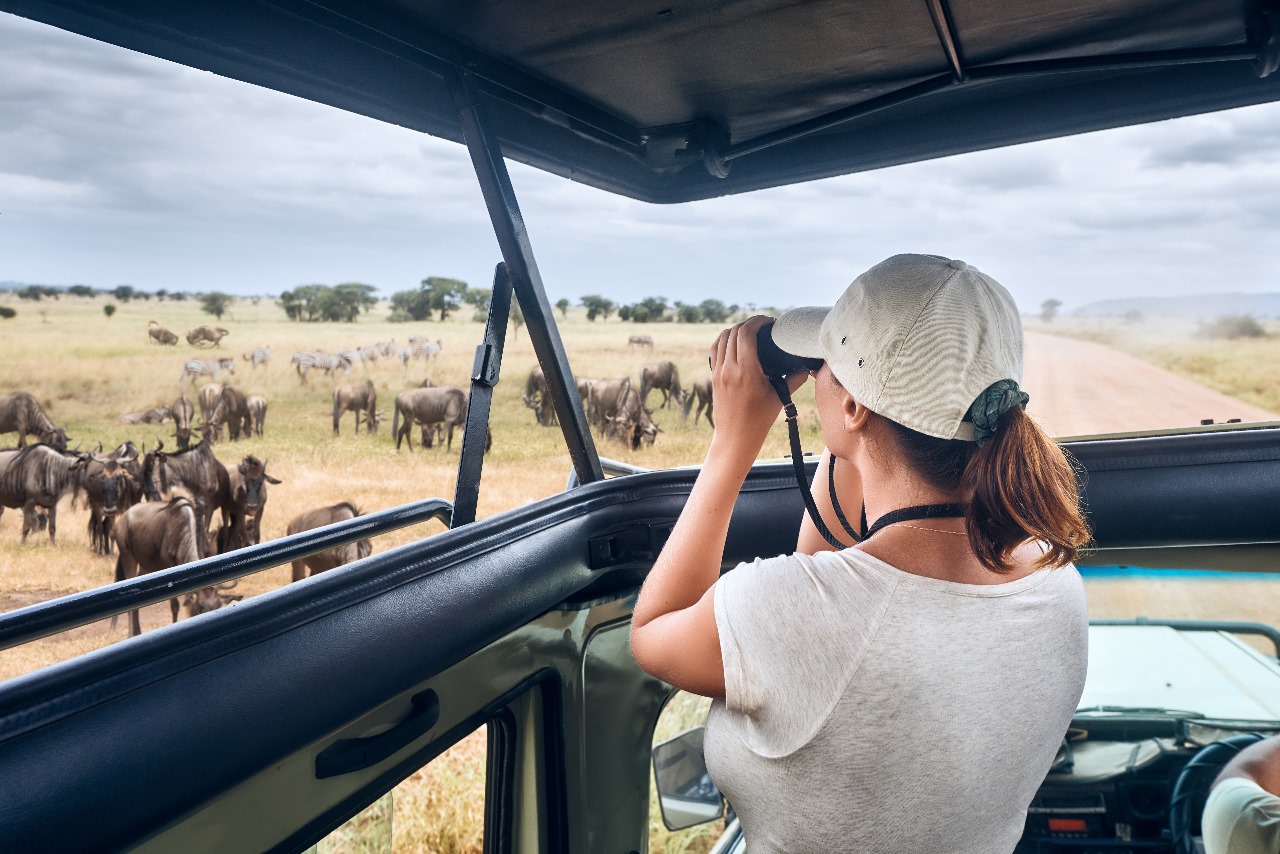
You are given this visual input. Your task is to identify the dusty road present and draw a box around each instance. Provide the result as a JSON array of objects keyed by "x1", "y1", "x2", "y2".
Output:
[{"x1": 1024, "y1": 331, "x2": 1279, "y2": 437}]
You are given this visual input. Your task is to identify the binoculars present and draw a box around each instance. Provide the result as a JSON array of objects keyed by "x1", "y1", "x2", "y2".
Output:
[{"x1": 756, "y1": 321, "x2": 824, "y2": 378}]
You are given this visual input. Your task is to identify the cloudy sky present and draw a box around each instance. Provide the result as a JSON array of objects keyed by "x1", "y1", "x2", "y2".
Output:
[{"x1": 4, "y1": 12, "x2": 1280, "y2": 313}]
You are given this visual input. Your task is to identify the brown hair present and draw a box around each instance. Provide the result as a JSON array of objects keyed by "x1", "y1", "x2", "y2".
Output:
[{"x1": 883, "y1": 408, "x2": 1089, "y2": 572}]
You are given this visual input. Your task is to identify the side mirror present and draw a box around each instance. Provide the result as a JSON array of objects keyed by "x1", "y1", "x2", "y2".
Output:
[{"x1": 652, "y1": 726, "x2": 724, "y2": 831}]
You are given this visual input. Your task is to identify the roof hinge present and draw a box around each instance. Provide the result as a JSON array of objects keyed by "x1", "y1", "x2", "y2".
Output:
[{"x1": 925, "y1": 0, "x2": 967, "y2": 82}]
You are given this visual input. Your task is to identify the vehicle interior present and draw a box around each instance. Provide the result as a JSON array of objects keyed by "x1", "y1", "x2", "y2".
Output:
[{"x1": 2, "y1": 0, "x2": 1280, "y2": 851}]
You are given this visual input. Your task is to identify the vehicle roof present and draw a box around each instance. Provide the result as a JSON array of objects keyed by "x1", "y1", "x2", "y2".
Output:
[{"x1": 7, "y1": 0, "x2": 1280, "y2": 203}]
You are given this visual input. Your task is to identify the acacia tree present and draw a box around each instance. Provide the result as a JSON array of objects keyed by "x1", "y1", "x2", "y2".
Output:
[
  {"x1": 555, "y1": 298, "x2": 571, "y2": 319},
  {"x1": 580, "y1": 294, "x2": 614, "y2": 322},
  {"x1": 201, "y1": 291, "x2": 234, "y2": 321},
  {"x1": 1040, "y1": 299, "x2": 1062, "y2": 323}
]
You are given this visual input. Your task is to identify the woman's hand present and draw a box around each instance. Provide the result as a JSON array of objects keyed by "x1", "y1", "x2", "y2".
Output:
[{"x1": 708, "y1": 315, "x2": 809, "y2": 465}]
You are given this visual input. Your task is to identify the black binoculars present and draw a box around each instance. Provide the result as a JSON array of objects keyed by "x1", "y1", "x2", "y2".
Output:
[{"x1": 756, "y1": 321, "x2": 824, "y2": 378}]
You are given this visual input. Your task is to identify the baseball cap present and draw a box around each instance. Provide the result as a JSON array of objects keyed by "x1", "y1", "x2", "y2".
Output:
[{"x1": 770, "y1": 254, "x2": 1024, "y2": 442}]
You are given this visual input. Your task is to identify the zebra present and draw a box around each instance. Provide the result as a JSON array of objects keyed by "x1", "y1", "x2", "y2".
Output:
[
  {"x1": 241, "y1": 346, "x2": 272, "y2": 369},
  {"x1": 357, "y1": 344, "x2": 380, "y2": 366},
  {"x1": 376, "y1": 339, "x2": 397, "y2": 357},
  {"x1": 398, "y1": 348, "x2": 413, "y2": 369},
  {"x1": 337, "y1": 349, "x2": 361, "y2": 374},
  {"x1": 408, "y1": 337, "x2": 442, "y2": 362},
  {"x1": 291, "y1": 351, "x2": 346, "y2": 384},
  {"x1": 180, "y1": 358, "x2": 235, "y2": 384}
]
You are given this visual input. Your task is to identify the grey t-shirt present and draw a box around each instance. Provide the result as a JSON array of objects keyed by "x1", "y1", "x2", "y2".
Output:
[{"x1": 705, "y1": 548, "x2": 1088, "y2": 854}]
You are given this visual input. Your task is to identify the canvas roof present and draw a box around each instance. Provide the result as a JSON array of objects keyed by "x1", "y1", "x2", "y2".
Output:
[{"x1": 7, "y1": 0, "x2": 1280, "y2": 201}]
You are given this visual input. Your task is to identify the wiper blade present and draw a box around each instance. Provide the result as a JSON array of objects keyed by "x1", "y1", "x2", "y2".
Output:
[{"x1": 1075, "y1": 705, "x2": 1205, "y2": 718}]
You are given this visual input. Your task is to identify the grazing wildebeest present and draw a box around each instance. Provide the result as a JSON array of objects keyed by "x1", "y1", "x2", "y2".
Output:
[
  {"x1": 81, "y1": 443, "x2": 141, "y2": 556},
  {"x1": 172, "y1": 394, "x2": 196, "y2": 450},
  {"x1": 118, "y1": 406, "x2": 172, "y2": 425},
  {"x1": 208, "y1": 385, "x2": 252, "y2": 442},
  {"x1": 197, "y1": 383, "x2": 223, "y2": 435},
  {"x1": 586, "y1": 378, "x2": 634, "y2": 429},
  {"x1": 682, "y1": 377, "x2": 714, "y2": 428},
  {"x1": 523, "y1": 367, "x2": 557, "y2": 427},
  {"x1": 603, "y1": 383, "x2": 661, "y2": 450},
  {"x1": 0, "y1": 444, "x2": 85, "y2": 543},
  {"x1": 0, "y1": 392, "x2": 67, "y2": 450},
  {"x1": 242, "y1": 346, "x2": 272, "y2": 369},
  {"x1": 392, "y1": 386, "x2": 467, "y2": 451},
  {"x1": 246, "y1": 395, "x2": 268, "y2": 438},
  {"x1": 175, "y1": 581, "x2": 242, "y2": 620},
  {"x1": 220, "y1": 455, "x2": 281, "y2": 551},
  {"x1": 112, "y1": 497, "x2": 237, "y2": 636},
  {"x1": 287, "y1": 502, "x2": 373, "y2": 582},
  {"x1": 140, "y1": 438, "x2": 228, "y2": 557},
  {"x1": 186, "y1": 325, "x2": 230, "y2": 347},
  {"x1": 147, "y1": 321, "x2": 179, "y2": 345},
  {"x1": 640, "y1": 361, "x2": 685, "y2": 409},
  {"x1": 333, "y1": 380, "x2": 378, "y2": 435},
  {"x1": 627, "y1": 334, "x2": 655, "y2": 350},
  {"x1": 181, "y1": 358, "x2": 235, "y2": 384}
]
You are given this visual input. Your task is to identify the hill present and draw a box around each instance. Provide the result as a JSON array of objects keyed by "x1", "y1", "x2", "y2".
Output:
[{"x1": 1074, "y1": 293, "x2": 1280, "y2": 318}]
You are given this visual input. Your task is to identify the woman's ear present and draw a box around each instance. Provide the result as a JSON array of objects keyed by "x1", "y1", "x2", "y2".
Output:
[{"x1": 843, "y1": 394, "x2": 871, "y2": 433}]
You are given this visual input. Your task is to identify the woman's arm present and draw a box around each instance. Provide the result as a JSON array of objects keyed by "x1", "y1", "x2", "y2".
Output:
[
  {"x1": 795, "y1": 449, "x2": 865, "y2": 554},
  {"x1": 630, "y1": 316, "x2": 805, "y2": 698}
]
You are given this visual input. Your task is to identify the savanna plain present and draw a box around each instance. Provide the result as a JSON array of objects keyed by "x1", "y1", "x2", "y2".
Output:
[{"x1": 0, "y1": 297, "x2": 1276, "y2": 853}]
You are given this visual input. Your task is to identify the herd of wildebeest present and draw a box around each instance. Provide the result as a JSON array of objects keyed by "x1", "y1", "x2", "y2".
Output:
[{"x1": 0, "y1": 319, "x2": 713, "y2": 638}]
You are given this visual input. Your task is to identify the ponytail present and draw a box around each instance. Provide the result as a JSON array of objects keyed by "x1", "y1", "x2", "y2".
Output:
[
  {"x1": 962, "y1": 407, "x2": 1089, "y2": 571},
  {"x1": 882, "y1": 408, "x2": 1090, "y2": 572}
]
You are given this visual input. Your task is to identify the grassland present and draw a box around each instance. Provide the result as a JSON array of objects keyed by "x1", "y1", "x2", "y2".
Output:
[{"x1": 1, "y1": 296, "x2": 1276, "y2": 852}]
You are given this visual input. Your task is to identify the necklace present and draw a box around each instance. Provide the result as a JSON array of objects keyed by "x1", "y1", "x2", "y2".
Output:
[{"x1": 888, "y1": 522, "x2": 968, "y2": 536}]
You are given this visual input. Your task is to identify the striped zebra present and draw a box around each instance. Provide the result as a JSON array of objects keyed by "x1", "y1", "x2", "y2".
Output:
[
  {"x1": 291, "y1": 351, "x2": 347, "y2": 384},
  {"x1": 376, "y1": 339, "x2": 397, "y2": 357},
  {"x1": 357, "y1": 345, "x2": 380, "y2": 366},
  {"x1": 180, "y1": 358, "x2": 235, "y2": 384},
  {"x1": 337, "y1": 349, "x2": 361, "y2": 374},
  {"x1": 408, "y1": 337, "x2": 442, "y2": 362},
  {"x1": 398, "y1": 348, "x2": 412, "y2": 369},
  {"x1": 241, "y1": 346, "x2": 272, "y2": 369}
]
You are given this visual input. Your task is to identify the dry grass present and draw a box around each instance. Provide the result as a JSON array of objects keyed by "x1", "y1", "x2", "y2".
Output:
[{"x1": 1, "y1": 297, "x2": 1276, "y2": 851}]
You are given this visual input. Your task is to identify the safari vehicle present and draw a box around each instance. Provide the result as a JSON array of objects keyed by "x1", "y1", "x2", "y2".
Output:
[{"x1": 2, "y1": 0, "x2": 1280, "y2": 852}]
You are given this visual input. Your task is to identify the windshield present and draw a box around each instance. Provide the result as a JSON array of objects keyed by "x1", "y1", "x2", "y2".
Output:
[{"x1": 2, "y1": 12, "x2": 1279, "y2": 683}]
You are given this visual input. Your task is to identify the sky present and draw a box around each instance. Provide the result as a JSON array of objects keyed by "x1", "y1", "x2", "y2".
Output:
[{"x1": 4, "y1": 13, "x2": 1280, "y2": 313}]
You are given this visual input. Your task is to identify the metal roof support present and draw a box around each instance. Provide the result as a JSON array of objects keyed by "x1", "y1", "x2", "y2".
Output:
[
  {"x1": 451, "y1": 70, "x2": 605, "y2": 486},
  {"x1": 451, "y1": 262, "x2": 513, "y2": 526},
  {"x1": 924, "y1": 0, "x2": 967, "y2": 82}
]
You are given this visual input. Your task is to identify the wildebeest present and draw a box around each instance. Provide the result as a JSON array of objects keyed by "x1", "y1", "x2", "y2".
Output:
[
  {"x1": 181, "y1": 358, "x2": 235, "y2": 384},
  {"x1": 246, "y1": 395, "x2": 268, "y2": 438},
  {"x1": 197, "y1": 383, "x2": 223, "y2": 435},
  {"x1": 147, "y1": 321, "x2": 179, "y2": 346},
  {"x1": 523, "y1": 367, "x2": 557, "y2": 427},
  {"x1": 287, "y1": 502, "x2": 373, "y2": 582},
  {"x1": 172, "y1": 394, "x2": 196, "y2": 450},
  {"x1": 682, "y1": 377, "x2": 714, "y2": 427},
  {"x1": 333, "y1": 380, "x2": 378, "y2": 435},
  {"x1": 603, "y1": 383, "x2": 660, "y2": 450},
  {"x1": 112, "y1": 497, "x2": 237, "y2": 636},
  {"x1": 187, "y1": 325, "x2": 230, "y2": 347},
  {"x1": 0, "y1": 392, "x2": 67, "y2": 450},
  {"x1": 0, "y1": 444, "x2": 85, "y2": 543},
  {"x1": 81, "y1": 442, "x2": 141, "y2": 555},
  {"x1": 640, "y1": 361, "x2": 685, "y2": 409},
  {"x1": 207, "y1": 385, "x2": 252, "y2": 443},
  {"x1": 140, "y1": 438, "x2": 229, "y2": 557},
  {"x1": 175, "y1": 581, "x2": 242, "y2": 620},
  {"x1": 220, "y1": 455, "x2": 281, "y2": 551},
  {"x1": 242, "y1": 346, "x2": 272, "y2": 369},
  {"x1": 585, "y1": 378, "x2": 633, "y2": 429},
  {"x1": 627, "y1": 334, "x2": 655, "y2": 350},
  {"x1": 118, "y1": 406, "x2": 172, "y2": 425},
  {"x1": 392, "y1": 386, "x2": 466, "y2": 451}
]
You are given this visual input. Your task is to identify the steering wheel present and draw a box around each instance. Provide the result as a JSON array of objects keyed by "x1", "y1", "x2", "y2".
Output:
[{"x1": 1168, "y1": 733, "x2": 1265, "y2": 854}]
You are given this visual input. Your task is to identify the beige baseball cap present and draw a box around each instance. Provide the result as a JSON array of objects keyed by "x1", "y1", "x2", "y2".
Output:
[{"x1": 770, "y1": 254, "x2": 1024, "y2": 442}]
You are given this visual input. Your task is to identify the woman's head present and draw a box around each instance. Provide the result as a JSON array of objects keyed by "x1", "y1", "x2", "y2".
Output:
[{"x1": 772, "y1": 254, "x2": 1089, "y2": 570}]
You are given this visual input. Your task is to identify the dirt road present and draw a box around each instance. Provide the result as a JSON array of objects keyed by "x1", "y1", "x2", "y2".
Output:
[{"x1": 1023, "y1": 331, "x2": 1279, "y2": 437}]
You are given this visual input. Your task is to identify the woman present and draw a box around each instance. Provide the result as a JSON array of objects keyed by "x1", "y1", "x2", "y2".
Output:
[{"x1": 631, "y1": 254, "x2": 1090, "y2": 853}]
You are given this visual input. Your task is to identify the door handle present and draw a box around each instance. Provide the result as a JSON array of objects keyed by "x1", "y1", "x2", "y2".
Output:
[{"x1": 315, "y1": 689, "x2": 440, "y2": 779}]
